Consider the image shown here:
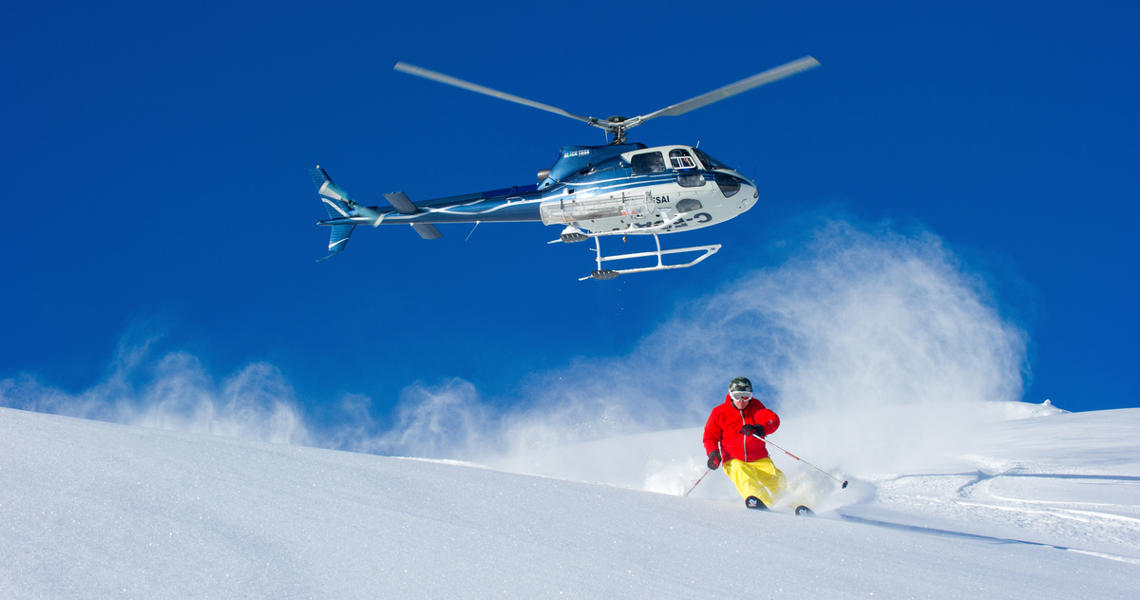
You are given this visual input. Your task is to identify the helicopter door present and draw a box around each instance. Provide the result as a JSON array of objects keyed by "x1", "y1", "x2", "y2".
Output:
[
  {"x1": 670, "y1": 149, "x2": 706, "y2": 188},
  {"x1": 669, "y1": 149, "x2": 697, "y2": 169}
]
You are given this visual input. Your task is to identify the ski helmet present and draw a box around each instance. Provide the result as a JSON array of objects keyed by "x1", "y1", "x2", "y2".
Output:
[{"x1": 729, "y1": 377, "x2": 752, "y2": 393}]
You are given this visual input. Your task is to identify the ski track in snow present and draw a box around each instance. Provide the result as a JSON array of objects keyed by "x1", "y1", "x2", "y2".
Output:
[
  {"x1": 840, "y1": 472, "x2": 1140, "y2": 565},
  {"x1": 829, "y1": 409, "x2": 1140, "y2": 566}
]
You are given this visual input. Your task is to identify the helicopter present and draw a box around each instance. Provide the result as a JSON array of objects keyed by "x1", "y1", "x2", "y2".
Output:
[{"x1": 313, "y1": 56, "x2": 820, "y2": 280}]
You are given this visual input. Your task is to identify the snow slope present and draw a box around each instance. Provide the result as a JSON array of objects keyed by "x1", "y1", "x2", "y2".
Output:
[{"x1": 2, "y1": 405, "x2": 1138, "y2": 599}]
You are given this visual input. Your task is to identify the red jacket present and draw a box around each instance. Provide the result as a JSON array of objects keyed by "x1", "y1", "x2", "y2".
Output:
[{"x1": 703, "y1": 395, "x2": 780, "y2": 463}]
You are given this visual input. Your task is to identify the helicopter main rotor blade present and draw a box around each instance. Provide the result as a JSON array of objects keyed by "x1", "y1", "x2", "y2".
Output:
[
  {"x1": 636, "y1": 56, "x2": 821, "y2": 123},
  {"x1": 394, "y1": 61, "x2": 595, "y2": 126}
]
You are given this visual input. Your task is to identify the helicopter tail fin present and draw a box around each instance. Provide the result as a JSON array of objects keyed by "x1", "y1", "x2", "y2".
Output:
[
  {"x1": 312, "y1": 165, "x2": 349, "y2": 202},
  {"x1": 312, "y1": 165, "x2": 354, "y2": 213},
  {"x1": 315, "y1": 223, "x2": 356, "y2": 262},
  {"x1": 312, "y1": 165, "x2": 359, "y2": 261},
  {"x1": 317, "y1": 223, "x2": 356, "y2": 262}
]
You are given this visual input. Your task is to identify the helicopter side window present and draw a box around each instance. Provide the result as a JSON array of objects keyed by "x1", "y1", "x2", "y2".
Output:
[
  {"x1": 630, "y1": 151, "x2": 666, "y2": 175},
  {"x1": 669, "y1": 149, "x2": 697, "y2": 169}
]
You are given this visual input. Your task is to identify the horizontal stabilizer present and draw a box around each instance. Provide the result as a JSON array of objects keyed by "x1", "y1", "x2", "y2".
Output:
[
  {"x1": 411, "y1": 223, "x2": 443, "y2": 239},
  {"x1": 384, "y1": 191, "x2": 419, "y2": 215},
  {"x1": 384, "y1": 191, "x2": 442, "y2": 239}
]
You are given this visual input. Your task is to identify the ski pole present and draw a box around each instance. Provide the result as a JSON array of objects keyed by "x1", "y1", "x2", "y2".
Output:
[
  {"x1": 751, "y1": 433, "x2": 848, "y2": 489},
  {"x1": 683, "y1": 467, "x2": 712, "y2": 497}
]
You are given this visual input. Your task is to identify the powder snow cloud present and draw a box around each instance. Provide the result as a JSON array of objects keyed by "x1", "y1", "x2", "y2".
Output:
[{"x1": 1, "y1": 217, "x2": 1029, "y2": 476}]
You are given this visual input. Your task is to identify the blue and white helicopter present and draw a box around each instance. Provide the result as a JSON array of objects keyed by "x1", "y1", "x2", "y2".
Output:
[{"x1": 313, "y1": 56, "x2": 819, "y2": 280}]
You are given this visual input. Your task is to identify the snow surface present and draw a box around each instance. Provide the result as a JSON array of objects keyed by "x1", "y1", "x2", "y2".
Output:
[{"x1": 2, "y1": 404, "x2": 1139, "y2": 598}]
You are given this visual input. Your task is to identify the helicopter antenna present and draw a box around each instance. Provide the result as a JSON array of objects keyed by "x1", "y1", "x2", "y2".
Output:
[{"x1": 394, "y1": 57, "x2": 820, "y2": 144}]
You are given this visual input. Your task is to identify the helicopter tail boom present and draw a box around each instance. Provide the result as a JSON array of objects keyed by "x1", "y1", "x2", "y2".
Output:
[{"x1": 312, "y1": 166, "x2": 445, "y2": 260}]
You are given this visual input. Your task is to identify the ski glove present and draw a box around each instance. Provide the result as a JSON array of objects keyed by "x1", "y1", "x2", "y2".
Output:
[
  {"x1": 707, "y1": 450, "x2": 722, "y2": 470},
  {"x1": 740, "y1": 424, "x2": 765, "y2": 437}
]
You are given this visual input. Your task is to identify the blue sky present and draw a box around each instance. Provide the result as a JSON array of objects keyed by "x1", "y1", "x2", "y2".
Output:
[{"x1": 2, "y1": 1, "x2": 1137, "y2": 437}]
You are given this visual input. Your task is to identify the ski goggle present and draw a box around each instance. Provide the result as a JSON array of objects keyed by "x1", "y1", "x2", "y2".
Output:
[{"x1": 730, "y1": 390, "x2": 753, "y2": 401}]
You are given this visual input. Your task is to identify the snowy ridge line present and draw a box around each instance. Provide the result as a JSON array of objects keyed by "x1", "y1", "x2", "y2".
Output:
[{"x1": 834, "y1": 512, "x2": 1140, "y2": 566}]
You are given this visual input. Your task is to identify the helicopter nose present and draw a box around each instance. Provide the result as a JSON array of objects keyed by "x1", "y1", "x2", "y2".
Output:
[{"x1": 740, "y1": 178, "x2": 759, "y2": 210}]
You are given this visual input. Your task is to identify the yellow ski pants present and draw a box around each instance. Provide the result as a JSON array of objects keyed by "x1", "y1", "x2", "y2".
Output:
[{"x1": 723, "y1": 457, "x2": 785, "y2": 507}]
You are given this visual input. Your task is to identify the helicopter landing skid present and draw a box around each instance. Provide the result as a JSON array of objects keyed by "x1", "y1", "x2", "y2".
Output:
[{"x1": 578, "y1": 234, "x2": 720, "y2": 281}]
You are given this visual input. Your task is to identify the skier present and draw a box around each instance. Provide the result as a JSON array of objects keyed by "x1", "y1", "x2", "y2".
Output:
[{"x1": 703, "y1": 376, "x2": 786, "y2": 510}]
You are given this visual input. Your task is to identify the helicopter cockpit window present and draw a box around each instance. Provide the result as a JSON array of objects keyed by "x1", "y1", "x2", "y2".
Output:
[
  {"x1": 630, "y1": 151, "x2": 666, "y2": 175},
  {"x1": 669, "y1": 149, "x2": 697, "y2": 169},
  {"x1": 693, "y1": 148, "x2": 732, "y2": 171}
]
